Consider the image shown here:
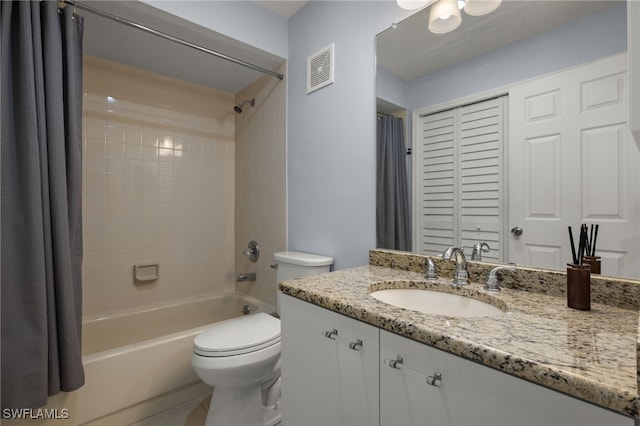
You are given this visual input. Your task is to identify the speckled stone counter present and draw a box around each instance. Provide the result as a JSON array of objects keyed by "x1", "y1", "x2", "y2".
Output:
[{"x1": 278, "y1": 250, "x2": 640, "y2": 417}]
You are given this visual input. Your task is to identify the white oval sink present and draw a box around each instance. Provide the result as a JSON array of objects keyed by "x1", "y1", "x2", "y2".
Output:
[{"x1": 370, "y1": 289, "x2": 504, "y2": 318}]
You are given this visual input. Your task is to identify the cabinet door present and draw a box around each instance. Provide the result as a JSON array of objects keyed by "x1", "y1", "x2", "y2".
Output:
[
  {"x1": 279, "y1": 293, "x2": 379, "y2": 426},
  {"x1": 380, "y1": 330, "x2": 633, "y2": 426}
]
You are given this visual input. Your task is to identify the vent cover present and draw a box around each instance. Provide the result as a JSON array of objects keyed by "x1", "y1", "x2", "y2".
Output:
[{"x1": 307, "y1": 43, "x2": 334, "y2": 94}]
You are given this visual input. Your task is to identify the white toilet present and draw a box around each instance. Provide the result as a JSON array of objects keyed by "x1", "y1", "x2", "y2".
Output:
[{"x1": 191, "y1": 251, "x2": 333, "y2": 426}]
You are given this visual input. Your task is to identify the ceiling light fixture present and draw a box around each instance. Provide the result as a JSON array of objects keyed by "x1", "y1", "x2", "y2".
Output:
[
  {"x1": 463, "y1": 0, "x2": 502, "y2": 16},
  {"x1": 396, "y1": 0, "x2": 500, "y2": 34},
  {"x1": 396, "y1": 0, "x2": 430, "y2": 10},
  {"x1": 428, "y1": 0, "x2": 462, "y2": 34}
]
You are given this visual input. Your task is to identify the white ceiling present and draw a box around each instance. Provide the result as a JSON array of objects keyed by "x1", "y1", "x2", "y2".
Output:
[
  {"x1": 377, "y1": 0, "x2": 621, "y2": 82},
  {"x1": 81, "y1": 1, "x2": 295, "y2": 94},
  {"x1": 254, "y1": 1, "x2": 307, "y2": 18}
]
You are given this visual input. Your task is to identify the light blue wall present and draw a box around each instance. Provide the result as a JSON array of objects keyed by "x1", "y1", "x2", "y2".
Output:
[
  {"x1": 142, "y1": 0, "x2": 289, "y2": 58},
  {"x1": 376, "y1": 65, "x2": 409, "y2": 109},
  {"x1": 287, "y1": 2, "x2": 413, "y2": 269},
  {"x1": 406, "y1": 3, "x2": 627, "y2": 111}
]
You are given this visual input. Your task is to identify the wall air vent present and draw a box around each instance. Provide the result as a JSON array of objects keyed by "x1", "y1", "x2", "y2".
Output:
[{"x1": 307, "y1": 43, "x2": 334, "y2": 94}]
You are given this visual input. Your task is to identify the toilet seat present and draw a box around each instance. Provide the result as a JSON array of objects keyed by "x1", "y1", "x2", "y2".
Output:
[{"x1": 194, "y1": 312, "x2": 281, "y2": 357}]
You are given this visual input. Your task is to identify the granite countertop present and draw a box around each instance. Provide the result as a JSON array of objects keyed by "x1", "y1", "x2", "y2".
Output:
[{"x1": 278, "y1": 258, "x2": 640, "y2": 417}]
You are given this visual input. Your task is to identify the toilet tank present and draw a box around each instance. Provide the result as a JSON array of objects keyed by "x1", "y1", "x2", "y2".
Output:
[{"x1": 274, "y1": 251, "x2": 333, "y2": 284}]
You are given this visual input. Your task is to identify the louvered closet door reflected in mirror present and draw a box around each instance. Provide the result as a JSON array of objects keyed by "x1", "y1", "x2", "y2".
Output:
[{"x1": 413, "y1": 96, "x2": 507, "y2": 263}]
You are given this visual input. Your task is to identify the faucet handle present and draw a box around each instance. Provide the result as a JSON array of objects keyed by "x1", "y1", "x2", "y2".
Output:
[
  {"x1": 442, "y1": 246, "x2": 454, "y2": 260},
  {"x1": 452, "y1": 267, "x2": 469, "y2": 286},
  {"x1": 484, "y1": 266, "x2": 517, "y2": 292},
  {"x1": 442, "y1": 247, "x2": 469, "y2": 285},
  {"x1": 424, "y1": 256, "x2": 438, "y2": 281},
  {"x1": 471, "y1": 242, "x2": 490, "y2": 261},
  {"x1": 243, "y1": 240, "x2": 260, "y2": 262}
]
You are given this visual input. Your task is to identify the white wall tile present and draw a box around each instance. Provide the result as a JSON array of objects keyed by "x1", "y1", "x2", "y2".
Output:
[
  {"x1": 234, "y1": 64, "x2": 287, "y2": 308},
  {"x1": 82, "y1": 56, "x2": 236, "y2": 318}
]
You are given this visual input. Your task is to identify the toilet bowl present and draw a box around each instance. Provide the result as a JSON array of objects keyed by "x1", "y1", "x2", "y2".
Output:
[
  {"x1": 192, "y1": 251, "x2": 333, "y2": 426},
  {"x1": 192, "y1": 313, "x2": 281, "y2": 426}
]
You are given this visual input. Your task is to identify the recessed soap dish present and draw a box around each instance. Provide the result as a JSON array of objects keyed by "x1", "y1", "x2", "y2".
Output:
[{"x1": 134, "y1": 263, "x2": 159, "y2": 282}]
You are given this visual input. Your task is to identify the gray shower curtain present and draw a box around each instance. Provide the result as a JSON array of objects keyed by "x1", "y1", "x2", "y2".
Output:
[
  {"x1": 376, "y1": 114, "x2": 411, "y2": 251},
  {"x1": 1, "y1": 1, "x2": 85, "y2": 409}
]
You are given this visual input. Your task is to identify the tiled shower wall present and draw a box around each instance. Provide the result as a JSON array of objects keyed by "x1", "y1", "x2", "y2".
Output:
[
  {"x1": 234, "y1": 64, "x2": 287, "y2": 308},
  {"x1": 82, "y1": 56, "x2": 237, "y2": 318}
]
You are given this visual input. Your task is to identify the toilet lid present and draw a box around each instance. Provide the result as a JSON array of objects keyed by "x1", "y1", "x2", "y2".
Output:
[{"x1": 194, "y1": 313, "x2": 281, "y2": 357}]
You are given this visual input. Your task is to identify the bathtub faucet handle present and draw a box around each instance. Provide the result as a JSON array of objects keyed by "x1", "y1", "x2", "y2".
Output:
[{"x1": 243, "y1": 240, "x2": 260, "y2": 262}]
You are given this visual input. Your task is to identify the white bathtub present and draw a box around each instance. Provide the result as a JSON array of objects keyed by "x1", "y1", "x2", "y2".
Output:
[{"x1": 76, "y1": 294, "x2": 275, "y2": 425}]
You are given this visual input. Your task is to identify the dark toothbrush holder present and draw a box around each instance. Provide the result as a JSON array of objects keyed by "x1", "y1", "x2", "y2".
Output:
[
  {"x1": 567, "y1": 263, "x2": 591, "y2": 311},
  {"x1": 582, "y1": 256, "x2": 601, "y2": 274}
]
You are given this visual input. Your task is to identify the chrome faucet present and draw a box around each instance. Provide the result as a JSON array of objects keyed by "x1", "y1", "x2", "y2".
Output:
[
  {"x1": 424, "y1": 256, "x2": 438, "y2": 281},
  {"x1": 236, "y1": 272, "x2": 256, "y2": 283},
  {"x1": 484, "y1": 265, "x2": 517, "y2": 292},
  {"x1": 471, "y1": 242, "x2": 490, "y2": 261},
  {"x1": 442, "y1": 247, "x2": 469, "y2": 286}
]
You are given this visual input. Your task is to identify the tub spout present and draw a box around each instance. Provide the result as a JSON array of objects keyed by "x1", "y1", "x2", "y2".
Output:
[{"x1": 236, "y1": 272, "x2": 256, "y2": 282}]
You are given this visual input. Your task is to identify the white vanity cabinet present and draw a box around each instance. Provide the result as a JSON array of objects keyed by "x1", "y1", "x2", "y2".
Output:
[
  {"x1": 379, "y1": 330, "x2": 633, "y2": 426},
  {"x1": 280, "y1": 293, "x2": 633, "y2": 426},
  {"x1": 279, "y1": 294, "x2": 379, "y2": 426}
]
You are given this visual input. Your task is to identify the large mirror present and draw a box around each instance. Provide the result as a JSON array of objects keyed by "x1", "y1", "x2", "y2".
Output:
[{"x1": 376, "y1": 0, "x2": 640, "y2": 279}]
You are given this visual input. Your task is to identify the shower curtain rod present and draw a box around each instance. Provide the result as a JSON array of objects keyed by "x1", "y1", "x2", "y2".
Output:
[{"x1": 63, "y1": 1, "x2": 284, "y2": 81}]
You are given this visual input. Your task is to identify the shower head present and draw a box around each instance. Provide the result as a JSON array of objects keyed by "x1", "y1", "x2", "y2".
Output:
[{"x1": 234, "y1": 98, "x2": 256, "y2": 113}]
